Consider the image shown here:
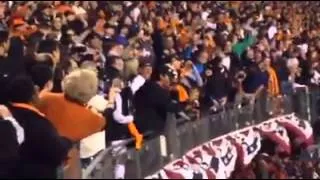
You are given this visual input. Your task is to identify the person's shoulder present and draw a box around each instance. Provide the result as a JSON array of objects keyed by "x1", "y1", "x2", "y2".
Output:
[
  {"x1": 9, "y1": 105, "x2": 50, "y2": 126},
  {"x1": 40, "y1": 92, "x2": 63, "y2": 99}
]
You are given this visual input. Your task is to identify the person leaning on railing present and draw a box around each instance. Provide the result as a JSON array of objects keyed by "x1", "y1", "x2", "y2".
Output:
[
  {"x1": 36, "y1": 69, "x2": 106, "y2": 178},
  {"x1": 133, "y1": 65, "x2": 188, "y2": 135},
  {"x1": 105, "y1": 77, "x2": 143, "y2": 179}
]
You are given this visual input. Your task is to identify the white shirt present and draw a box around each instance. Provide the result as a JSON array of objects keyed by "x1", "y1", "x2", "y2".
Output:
[
  {"x1": 130, "y1": 75, "x2": 146, "y2": 95},
  {"x1": 4, "y1": 116, "x2": 24, "y2": 145},
  {"x1": 80, "y1": 95, "x2": 106, "y2": 159},
  {"x1": 268, "y1": 25, "x2": 277, "y2": 40},
  {"x1": 221, "y1": 56, "x2": 231, "y2": 71},
  {"x1": 113, "y1": 93, "x2": 134, "y2": 124}
]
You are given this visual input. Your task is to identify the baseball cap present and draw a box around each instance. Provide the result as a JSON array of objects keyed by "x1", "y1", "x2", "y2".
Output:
[{"x1": 12, "y1": 18, "x2": 26, "y2": 28}]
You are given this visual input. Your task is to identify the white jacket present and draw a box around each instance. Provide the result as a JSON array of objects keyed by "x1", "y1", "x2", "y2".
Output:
[{"x1": 80, "y1": 95, "x2": 107, "y2": 159}]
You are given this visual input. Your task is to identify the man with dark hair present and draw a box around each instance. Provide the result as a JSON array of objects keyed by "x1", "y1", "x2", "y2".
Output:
[
  {"x1": 205, "y1": 56, "x2": 231, "y2": 113},
  {"x1": 5, "y1": 75, "x2": 73, "y2": 178},
  {"x1": 133, "y1": 65, "x2": 182, "y2": 134},
  {"x1": 103, "y1": 55, "x2": 124, "y2": 95},
  {"x1": 28, "y1": 64, "x2": 54, "y2": 95},
  {"x1": 37, "y1": 39, "x2": 61, "y2": 65}
]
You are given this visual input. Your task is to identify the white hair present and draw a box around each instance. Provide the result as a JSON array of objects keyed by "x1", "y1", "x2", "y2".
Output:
[{"x1": 62, "y1": 69, "x2": 98, "y2": 104}]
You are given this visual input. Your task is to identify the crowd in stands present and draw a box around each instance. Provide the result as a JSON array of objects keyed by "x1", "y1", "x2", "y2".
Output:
[{"x1": 0, "y1": 1, "x2": 319, "y2": 179}]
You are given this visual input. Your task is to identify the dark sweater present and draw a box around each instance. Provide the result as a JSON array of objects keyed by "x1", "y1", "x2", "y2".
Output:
[
  {"x1": 106, "y1": 87, "x2": 133, "y2": 142},
  {"x1": 133, "y1": 81, "x2": 180, "y2": 134},
  {"x1": 8, "y1": 104, "x2": 73, "y2": 179},
  {"x1": 0, "y1": 120, "x2": 19, "y2": 178}
]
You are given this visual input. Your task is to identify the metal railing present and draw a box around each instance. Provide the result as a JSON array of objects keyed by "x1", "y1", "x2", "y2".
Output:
[{"x1": 63, "y1": 86, "x2": 320, "y2": 179}]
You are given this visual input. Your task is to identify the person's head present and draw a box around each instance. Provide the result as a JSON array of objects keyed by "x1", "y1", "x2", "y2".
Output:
[
  {"x1": 158, "y1": 66, "x2": 178, "y2": 89},
  {"x1": 41, "y1": 4, "x2": 52, "y2": 16},
  {"x1": 110, "y1": 56, "x2": 124, "y2": 72},
  {"x1": 104, "y1": 24, "x2": 116, "y2": 37},
  {"x1": 264, "y1": 57, "x2": 272, "y2": 68},
  {"x1": 53, "y1": 17, "x2": 63, "y2": 31},
  {"x1": 254, "y1": 50, "x2": 263, "y2": 63},
  {"x1": 287, "y1": 57, "x2": 299, "y2": 73},
  {"x1": 198, "y1": 50, "x2": 209, "y2": 64},
  {"x1": 6, "y1": 75, "x2": 39, "y2": 104},
  {"x1": 66, "y1": 11, "x2": 76, "y2": 22},
  {"x1": 120, "y1": 26, "x2": 129, "y2": 37},
  {"x1": 246, "y1": 48, "x2": 255, "y2": 60},
  {"x1": 164, "y1": 36, "x2": 175, "y2": 49},
  {"x1": 111, "y1": 77, "x2": 125, "y2": 90},
  {"x1": 224, "y1": 41, "x2": 232, "y2": 53},
  {"x1": 171, "y1": 56, "x2": 183, "y2": 70},
  {"x1": 80, "y1": 61, "x2": 98, "y2": 74},
  {"x1": 124, "y1": 16, "x2": 133, "y2": 26},
  {"x1": 108, "y1": 43, "x2": 124, "y2": 57},
  {"x1": 62, "y1": 69, "x2": 98, "y2": 104},
  {"x1": 37, "y1": 39, "x2": 60, "y2": 65},
  {"x1": 86, "y1": 33, "x2": 103, "y2": 50},
  {"x1": 138, "y1": 62, "x2": 153, "y2": 80},
  {"x1": 29, "y1": 64, "x2": 54, "y2": 92}
]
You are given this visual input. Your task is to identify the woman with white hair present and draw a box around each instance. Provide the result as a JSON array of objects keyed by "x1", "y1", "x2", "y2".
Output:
[{"x1": 37, "y1": 69, "x2": 106, "y2": 178}]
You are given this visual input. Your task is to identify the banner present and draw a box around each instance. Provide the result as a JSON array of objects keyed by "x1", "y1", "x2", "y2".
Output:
[{"x1": 145, "y1": 114, "x2": 314, "y2": 179}]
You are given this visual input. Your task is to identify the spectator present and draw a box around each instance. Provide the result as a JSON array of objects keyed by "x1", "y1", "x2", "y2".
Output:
[
  {"x1": 6, "y1": 75, "x2": 73, "y2": 178},
  {"x1": 37, "y1": 69, "x2": 106, "y2": 178},
  {"x1": 236, "y1": 59, "x2": 269, "y2": 111},
  {"x1": 104, "y1": 55, "x2": 124, "y2": 94},
  {"x1": 28, "y1": 64, "x2": 54, "y2": 96},
  {"x1": 134, "y1": 66, "x2": 181, "y2": 134},
  {"x1": 0, "y1": 105, "x2": 24, "y2": 178},
  {"x1": 37, "y1": 69, "x2": 105, "y2": 142},
  {"x1": 106, "y1": 77, "x2": 143, "y2": 179},
  {"x1": 130, "y1": 62, "x2": 153, "y2": 95},
  {"x1": 205, "y1": 56, "x2": 231, "y2": 113}
]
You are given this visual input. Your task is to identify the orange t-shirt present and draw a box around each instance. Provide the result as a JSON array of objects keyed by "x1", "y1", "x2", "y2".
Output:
[{"x1": 37, "y1": 92, "x2": 106, "y2": 142}]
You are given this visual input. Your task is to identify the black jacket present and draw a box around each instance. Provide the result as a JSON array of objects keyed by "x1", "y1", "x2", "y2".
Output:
[
  {"x1": 0, "y1": 120, "x2": 19, "y2": 178},
  {"x1": 8, "y1": 105, "x2": 73, "y2": 179},
  {"x1": 0, "y1": 57, "x2": 10, "y2": 104},
  {"x1": 103, "y1": 66, "x2": 121, "y2": 94},
  {"x1": 205, "y1": 65, "x2": 231, "y2": 100},
  {"x1": 133, "y1": 81, "x2": 180, "y2": 134},
  {"x1": 105, "y1": 87, "x2": 133, "y2": 142}
]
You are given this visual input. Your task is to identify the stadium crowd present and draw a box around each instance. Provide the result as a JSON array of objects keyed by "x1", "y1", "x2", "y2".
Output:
[{"x1": 0, "y1": 1, "x2": 319, "y2": 179}]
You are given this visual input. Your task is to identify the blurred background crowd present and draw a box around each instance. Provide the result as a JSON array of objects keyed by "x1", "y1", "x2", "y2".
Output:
[{"x1": 0, "y1": 1, "x2": 319, "y2": 179}]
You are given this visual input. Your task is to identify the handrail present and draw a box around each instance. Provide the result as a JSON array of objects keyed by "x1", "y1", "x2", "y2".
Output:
[
  {"x1": 82, "y1": 131, "x2": 155, "y2": 179},
  {"x1": 82, "y1": 138, "x2": 134, "y2": 179},
  {"x1": 76, "y1": 87, "x2": 319, "y2": 179}
]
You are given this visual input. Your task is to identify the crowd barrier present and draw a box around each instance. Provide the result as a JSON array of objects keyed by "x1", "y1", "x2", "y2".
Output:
[{"x1": 63, "y1": 87, "x2": 320, "y2": 179}]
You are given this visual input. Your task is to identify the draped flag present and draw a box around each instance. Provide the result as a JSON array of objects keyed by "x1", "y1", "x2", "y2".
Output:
[
  {"x1": 278, "y1": 113, "x2": 314, "y2": 147},
  {"x1": 145, "y1": 114, "x2": 313, "y2": 179},
  {"x1": 258, "y1": 120, "x2": 291, "y2": 155},
  {"x1": 230, "y1": 128, "x2": 262, "y2": 167}
]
